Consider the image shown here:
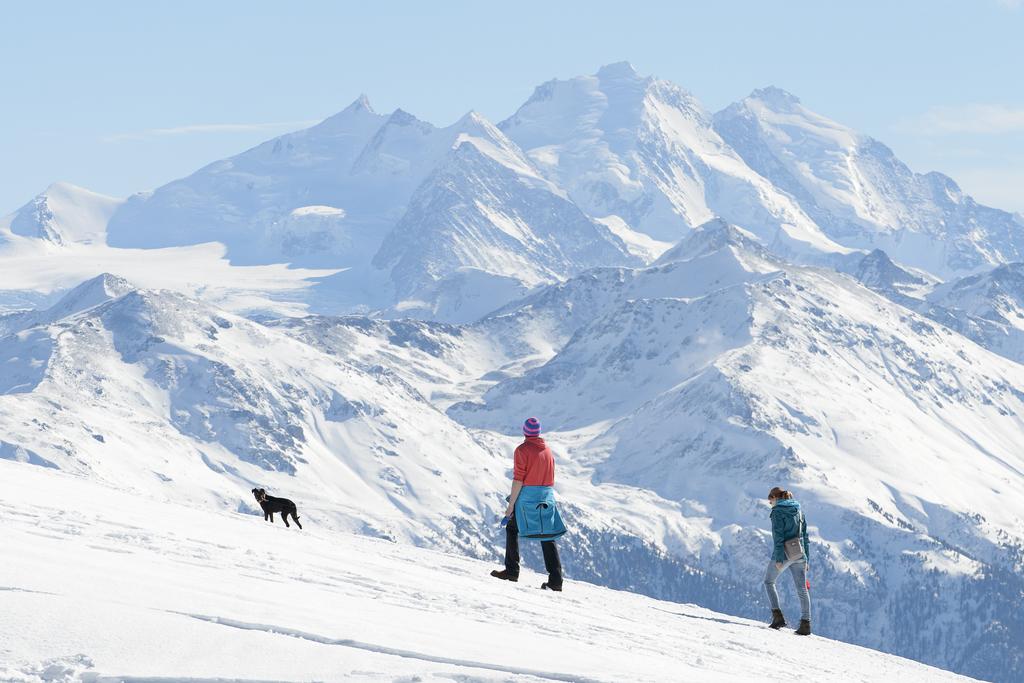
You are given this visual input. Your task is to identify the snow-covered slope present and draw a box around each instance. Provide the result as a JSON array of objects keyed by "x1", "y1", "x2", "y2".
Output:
[
  {"x1": 471, "y1": 218, "x2": 782, "y2": 370},
  {"x1": 930, "y1": 262, "x2": 1024, "y2": 325},
  {"x1": 0, "y1": 275, "x2": 512, "y2": 547},
  {"x1": 265, "y1": 314, "x2": 509, "y2": 410},
  {"x1": 714, "y1": 87, "x2": 1024, "y2": 277},
  {"x1": 106, "y1": 96, "x2": 387, "y2": 266},
  {"x1": 920, "y1": 263, "x2": 1024, "y2": 363},
  {"x1": 0, "y1": 227, "x2": 334, "y2": 318},
  {"x1": 8, "y1": 65, "x2": 1024, "y2": 322},
  {"x1": 452, "y1": 237, "x2": 1024, "y2": 681},
  {"x1": 499, "y1": 63, "x2": 849, "y2": 258},
  {"x1": 837, "y1": 250, "x2": 1024, "y2": 366},
  {"x1": 371, "y1": 114, "x2": 638, "y2": 322},
  {"x1": 2, "y1": 252, "x2": 1021, "y2": 681},
  {"x1": 0, "y1": 272, "x2": 134, "y2": 338},
  {"x1": 104, "y1": 97, "x2": 385, "y2": 264},
  {"x1": 17, "y1": 65, "x2": 1019, "y2": 322},
  {"x1": 8, "y1": 63, "x2": 1024, "y2": 682},
  {"x1": 103, "y1": 102, "x2": 636, "y2": 319},
  {"x1": 0, "y1": 275, "x2": 770, "y2": 621},
  {"x1": 840, "y1": 249, "x2": 936, "y2": 298},
  {"x1": 1, "y1": 182, "x2": 122, "y2": 245},
  {"x1": 1, "y1": 461, "x2": 974, "y2": 683}
]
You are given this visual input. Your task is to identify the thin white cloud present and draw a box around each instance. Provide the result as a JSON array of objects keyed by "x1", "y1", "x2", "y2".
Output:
[
  {"x1": 997, "y1": 0, "x2": 1022, "y2": 9},
  {"x1": 909, "y1": 104, "x2": 1024, "y2": 135},
  {"x1": 103, "y1": 120, "x2": 318, "y2": 143}
]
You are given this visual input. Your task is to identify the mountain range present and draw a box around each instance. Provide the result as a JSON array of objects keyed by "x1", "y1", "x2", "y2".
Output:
[{"x1": 3, "y1": 63, "x2": 1024, "y2": 681}]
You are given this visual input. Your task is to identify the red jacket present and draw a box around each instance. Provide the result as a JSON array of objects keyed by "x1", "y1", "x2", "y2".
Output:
[{"x1": 513, "y1": 436, "x2": 555, "y2": 486}]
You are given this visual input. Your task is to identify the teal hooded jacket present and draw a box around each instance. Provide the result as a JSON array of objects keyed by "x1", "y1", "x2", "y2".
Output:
[{"x1": 770, "y1": 499, "x2": 810, "y2": 564}]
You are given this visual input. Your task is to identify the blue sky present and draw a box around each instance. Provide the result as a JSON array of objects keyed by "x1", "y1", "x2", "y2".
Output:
[{"x1": 2, "y1": 0, "x2": 1022, "y2": 213}]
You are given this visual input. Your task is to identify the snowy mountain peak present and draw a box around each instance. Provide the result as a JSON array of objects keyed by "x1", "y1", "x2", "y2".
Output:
[
  {"x1": 370, "y1": 104, "x2": 638, "y2": 321},
  {"x1": 59, "y1": 272, "x2": 135, "y2": 305},
  {"x1": 349, "y1": 108, "x2": 441, "y2": 176},
  {"x1": 52, "y1": 272, "x2": 135, "y2": 314},
  {"x1": 452, "y1": 109, "x2": 491, "y2": 131},
  {"x1": 38, "y1": 273, "x2": 135, "y2": 323},
  {"x1": 722, "y1": 87, "x2": 858, "y2": 149},
  {"x1": 499, "y1": 64, "x2": 844, "y2": 253},
  {"x1": 2, "y1": 182, "x2": 122, "y2": 245},
  {"x1": 714, "y1": 88, "x2": 1024, "y2": 276},
  {"x1": 596, "y1": 60, "x2": 643, "y2": 81},
  {"x1": 930, "y1": 261, "x2": 1024, "y2": 317},
  {"x1": 45, "y1": 180, "x2": 93, "y2": 196},
  {"x1": 500, "y1": 63, "x2": 655, "y2": 137},
  {"x1": 514, "y1": 62, "x2": 647, "y2": 112},
  {"x1": 853, "y1": 249, "x2": 927, "y2": 289},
  {"x1": 8, "y1": 65, "x2": 1024, "y2": 683},
  {"x1": 0, "y1": 273, "x2": 136, "y2": 337},
  {"x1": 923, "y1": 170, "x2": 963, "y2": 198},
  {"x1": 654, "y1": 218, "x2": 770, "y2": 265},
  {"x1": 343, "y1": 93, "x2": 375, "y2": 114},
  {"x1": 448, "y1": 111, "x2": 513, "y2": 149},
  {"x1": 446, "y1": 112, "x2": 543, "y2": 178},
  {"x1": 385, "y1": 107, "x2": 428, "y2": 128},
  {"x1": 306, "y1": 95, "x2": 385, "y2": 136},
  {"x1": 746, "y1": 85, "x2": 803, "y2": 110}
]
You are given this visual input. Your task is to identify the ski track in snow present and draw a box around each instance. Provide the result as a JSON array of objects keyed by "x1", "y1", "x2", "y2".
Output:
[{"x1": 177, "y1": 614, "x2": 603, "y2": 683}]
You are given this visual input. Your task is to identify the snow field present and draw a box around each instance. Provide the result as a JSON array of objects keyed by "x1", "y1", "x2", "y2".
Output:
[{"x1": 0, "y1": 461, "x2": 973, "y2": 682}]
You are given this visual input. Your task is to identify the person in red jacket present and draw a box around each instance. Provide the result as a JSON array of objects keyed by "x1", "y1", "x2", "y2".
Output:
[{"x1": 490, "y1": 417, "x2": 564, "y2": 591}]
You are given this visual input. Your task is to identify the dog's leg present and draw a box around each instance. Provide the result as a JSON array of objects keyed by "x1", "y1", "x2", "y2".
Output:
[
  {"x1": 283, "y1": 514, "x2": 290, "y2": 528},
  {"x1": 269, "y1": 512, "x2": 275, "y2": 523},
  {"x1": 293, "y1": 512, "x2": 302, "y2": 530}
]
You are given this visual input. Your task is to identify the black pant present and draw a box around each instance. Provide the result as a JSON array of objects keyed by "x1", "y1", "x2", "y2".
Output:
[{"x1": 505, "y1": 513, "x2": 563, "y2": 587}]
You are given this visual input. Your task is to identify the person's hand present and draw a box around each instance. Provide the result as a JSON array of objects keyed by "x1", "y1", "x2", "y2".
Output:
[{"x1": 776, "y1": 562, "x2": 783, "y2": 570}]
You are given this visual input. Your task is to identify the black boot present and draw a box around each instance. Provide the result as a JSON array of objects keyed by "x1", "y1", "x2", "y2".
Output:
[
  {"x1": 540, "y1": 541, "x2": 562, "y2": 592},
  {"x1": 490, "y1": 569, "x2": 518, "y2": 582},
  {"x1": 769, "y1": 609, "x2": 786, "y2": 630},
  {"x1": 795, "y1": 619, "x2": 811, "y2": 636}
]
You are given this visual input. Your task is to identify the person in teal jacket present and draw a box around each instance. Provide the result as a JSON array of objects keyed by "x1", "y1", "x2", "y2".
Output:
[{"x1": 764, "y1": 486, "x2": 812, "y2": 635}]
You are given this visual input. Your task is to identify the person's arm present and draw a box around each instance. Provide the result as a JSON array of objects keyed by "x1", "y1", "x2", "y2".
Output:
[
  {"x1": 802, "y1": 512, "x2": 810, "y2": 566},
  {"x1": 504, "y1": 480, "x2": 523, "y2": 518},
  {"x1": 504, "y1": 446, "x2": 528, "y2": 518},
  {"x1": 771, "y1": 509, "x2": 786, "y2": 565}
]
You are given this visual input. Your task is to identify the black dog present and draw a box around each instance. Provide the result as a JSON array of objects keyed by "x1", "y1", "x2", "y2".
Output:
[{"x1": 251, "y1": 488, "x2": 303, "y2": 529}]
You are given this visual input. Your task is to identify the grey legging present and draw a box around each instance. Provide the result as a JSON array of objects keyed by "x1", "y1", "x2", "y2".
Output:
[{"x1": 764, "y1": 557, "x2": 811, "y2": 621}]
